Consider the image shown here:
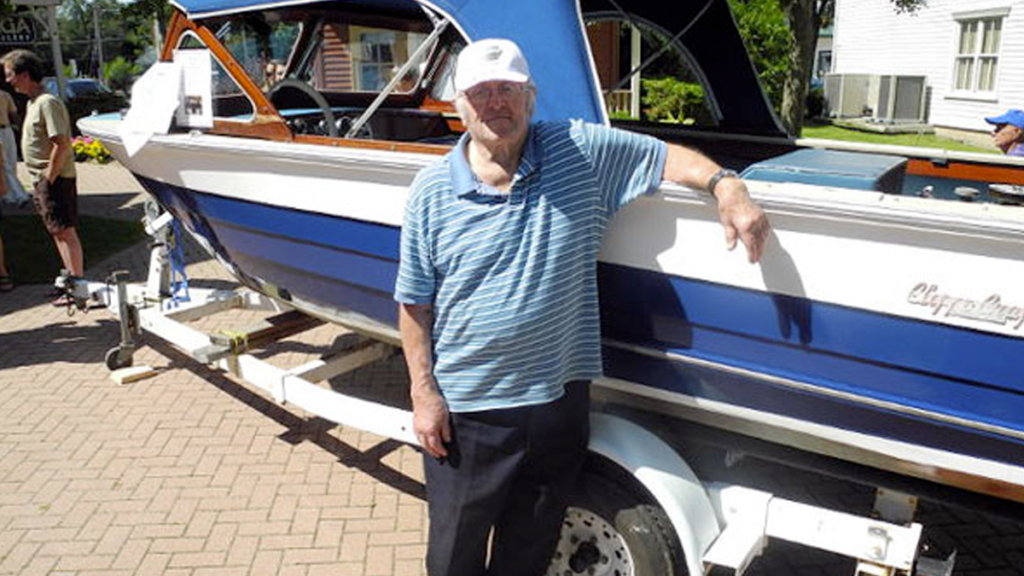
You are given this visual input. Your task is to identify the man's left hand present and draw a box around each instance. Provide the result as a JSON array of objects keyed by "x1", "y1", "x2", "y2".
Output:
[{"x1": 714, "y1": 178, "x2": 770, "y2": 263}]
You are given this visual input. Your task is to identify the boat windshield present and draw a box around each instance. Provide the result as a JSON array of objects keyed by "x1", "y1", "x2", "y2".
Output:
[
  {"x1": 212, "y1": 17, "x2": 302, "y2": 93},
  {"x1": 209, "y1": 10, "x2": 436, "y2": 98}
]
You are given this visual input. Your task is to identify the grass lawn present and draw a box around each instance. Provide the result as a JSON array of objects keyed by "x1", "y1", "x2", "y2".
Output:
[
  {"x1": 1, "y1": 214, "x2": 145, "y2": 284},
  {"x1": 801, "y1": 123, "x2": 998, "y2": 155}
]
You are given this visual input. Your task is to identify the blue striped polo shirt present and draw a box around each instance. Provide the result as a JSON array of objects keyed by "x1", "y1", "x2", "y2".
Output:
[{"x1": 395, "y1": 119, "x2": 667, "y2": 412}]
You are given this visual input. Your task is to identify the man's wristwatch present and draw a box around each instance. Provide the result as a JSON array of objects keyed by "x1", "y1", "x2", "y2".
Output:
[{"x1": 706, "y1": 168, "x2": 739, "y2": 197}]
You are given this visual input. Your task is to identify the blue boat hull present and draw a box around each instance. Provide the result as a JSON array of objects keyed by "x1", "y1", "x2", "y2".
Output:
[{"x1": 138, "y1": 175, "x2": 1024, "y2": 478}]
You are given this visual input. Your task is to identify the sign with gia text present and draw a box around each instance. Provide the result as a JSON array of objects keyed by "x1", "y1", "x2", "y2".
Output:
[{"x1": 0, "y1": 15, "x2": 35, "y2": 44}]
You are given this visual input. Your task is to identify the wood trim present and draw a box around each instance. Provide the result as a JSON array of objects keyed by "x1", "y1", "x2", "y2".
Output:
[
  {"x1": 907, "y1": 158, "x2": 1024, "y2": 186},
  {"x1": 159, "y1": 9, "x2": 293, "y2": 142},
  {"x1": 294, "y1": 134, "x2": 451, "y2": 155},
  {"x1": 212, "y1": 119, "x2": 294, "y2": 140},
  {"x1": 160, "y1": 12, "x2": 191, "y2": 62},
  {"x1": 420, "y1": 95, "x2": 465, "y2": 133}
]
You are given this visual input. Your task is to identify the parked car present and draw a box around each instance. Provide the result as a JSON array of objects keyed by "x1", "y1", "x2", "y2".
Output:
[{"x1": 43, "y1": 77, "x2": 128, "y2": 134}]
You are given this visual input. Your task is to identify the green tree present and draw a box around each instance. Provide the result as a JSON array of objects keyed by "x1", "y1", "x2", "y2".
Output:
[
  {"x1": 57, "y1": 0, "x2": 123, "y2": 77},
  {"x1": 54, "y1": 0, "x2": 169, "y2": 80},
  {"x1": 120, "y1": 0, "x2": 172, "y2": 60},
  {"x1": 728, "y1": 0, "x2": 792, "y2": 112}
]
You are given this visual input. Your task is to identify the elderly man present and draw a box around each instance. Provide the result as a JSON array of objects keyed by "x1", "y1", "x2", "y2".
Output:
[
  {"x1": 395, "y1": 38, "x2": 769, "y2": 576},
  {"x1": 2, "y1": 50, "x2": 84, "y2": 300},
  {"x1": 985, "y1": 109, "x2": 1024, "y2": 157}
]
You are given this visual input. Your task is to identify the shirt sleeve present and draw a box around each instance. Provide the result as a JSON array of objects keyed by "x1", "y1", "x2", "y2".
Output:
[
  {"x1": 576, "y1": 120, "x2": 667, "y2": 216},
  {"x1": 40, "y1": 96, "x2": 71, "y2": 140},
  {"x1": 394, "y1": 171, "x2": 437, "y2": 305}
]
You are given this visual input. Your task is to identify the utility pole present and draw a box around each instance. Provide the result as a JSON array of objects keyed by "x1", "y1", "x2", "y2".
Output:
[
  {"x1": 152, "y1": 14, "x2": 163, "y2": 54},
  {"x1": 93, "y1": 1, "x2": 104, "y2": 76}
]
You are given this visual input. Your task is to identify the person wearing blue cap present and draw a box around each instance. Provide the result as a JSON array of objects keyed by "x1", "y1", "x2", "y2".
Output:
[{"x1": 985, "y1": 109, "x2": 1024, "y2": 156}]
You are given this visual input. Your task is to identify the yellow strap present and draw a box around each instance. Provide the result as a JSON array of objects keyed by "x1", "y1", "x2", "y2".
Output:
[{"x1": 217, "y1": 329, "x2": 249, "y2": 355}]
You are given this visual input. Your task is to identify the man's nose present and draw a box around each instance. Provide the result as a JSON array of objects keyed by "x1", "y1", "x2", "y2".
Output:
[{"x1": 485, "y1": 94, "x2": 509, "y2": 109}]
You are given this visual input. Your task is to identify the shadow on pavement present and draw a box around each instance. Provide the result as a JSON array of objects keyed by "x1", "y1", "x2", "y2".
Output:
[
  {"x1": 0, "y1": 316, "x2": 122, "y2": 369},
  {"x1": 146, "y1": 337, "x2": 427, "y2": 501}
]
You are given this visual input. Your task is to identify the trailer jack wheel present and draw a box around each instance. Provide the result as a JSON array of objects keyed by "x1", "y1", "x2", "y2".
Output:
[
  {"x1": 105, "y1": 346, "x2": 134, "y2": 371},
  {"x1": 549, "y1": 456, "x2": 686, "y2": 576}
]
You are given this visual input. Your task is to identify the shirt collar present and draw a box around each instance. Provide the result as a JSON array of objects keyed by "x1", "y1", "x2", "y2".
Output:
[{"x1": 449, "y1": 125, "x2": 538, "y2": 198}]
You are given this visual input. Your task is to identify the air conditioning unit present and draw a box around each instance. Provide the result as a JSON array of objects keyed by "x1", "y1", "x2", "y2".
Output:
[
  {"x1": 824, "y1": 73, "x2": 872, "y2": 118},
  {"x1": 870, "y1": 75, "x2": 927, "y2": 123},
  {"x1": 824, "y1": 74, "x2": 928, "y2": 123}
]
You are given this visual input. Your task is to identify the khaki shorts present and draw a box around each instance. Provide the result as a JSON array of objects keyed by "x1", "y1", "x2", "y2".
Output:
[{"x1": 33, "y1": 177, "x2": 78, "y2": 234}]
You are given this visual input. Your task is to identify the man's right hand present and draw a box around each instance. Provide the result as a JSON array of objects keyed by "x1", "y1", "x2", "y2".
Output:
[{"x1": 412, "y1": 383, "x2": 451, "y2": 459}]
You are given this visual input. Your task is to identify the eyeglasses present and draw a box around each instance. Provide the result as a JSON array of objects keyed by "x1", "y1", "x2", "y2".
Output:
[{"x1": 462, "y1": 83, "x2": 529, "y2": 105}]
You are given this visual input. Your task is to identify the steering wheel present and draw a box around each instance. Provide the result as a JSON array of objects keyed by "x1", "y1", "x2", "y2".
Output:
[{"x1": 269, "y1": 78, "x2": 338, "y2": 137}]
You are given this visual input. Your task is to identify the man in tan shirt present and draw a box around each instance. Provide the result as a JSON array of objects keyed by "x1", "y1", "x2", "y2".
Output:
[{"x1": 2, "y1": 49, "x2": 83, "y2": 298}]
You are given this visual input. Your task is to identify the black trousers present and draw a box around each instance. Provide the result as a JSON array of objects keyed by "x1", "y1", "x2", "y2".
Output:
[{"x1": 424, "y1": 381, "x2": 590, "y2": 576}]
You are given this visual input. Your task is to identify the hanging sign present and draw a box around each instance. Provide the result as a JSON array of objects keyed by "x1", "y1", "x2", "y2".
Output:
[{"x1": 0, "y1": 15, "x2": 35, "y2": 44}]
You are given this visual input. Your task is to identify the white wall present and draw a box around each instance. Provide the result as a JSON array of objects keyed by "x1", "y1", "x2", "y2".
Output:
[{"x1": 833, "y1": 0, "x2": 1024, "y2": 132}]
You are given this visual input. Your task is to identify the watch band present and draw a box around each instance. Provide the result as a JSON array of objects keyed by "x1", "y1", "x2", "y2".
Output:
[{"x1": 706, "y1": 168, "x2": 739, "y2": 196}]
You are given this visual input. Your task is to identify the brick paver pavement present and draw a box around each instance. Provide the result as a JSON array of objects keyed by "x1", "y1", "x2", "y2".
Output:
[{"x1": 0, "y1": 162, "x2": 428, "y2": 576}]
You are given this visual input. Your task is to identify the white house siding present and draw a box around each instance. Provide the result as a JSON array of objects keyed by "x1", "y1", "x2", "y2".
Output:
[{"x1": 833, "y1": 0, "x2": 1024, "y2": 132}]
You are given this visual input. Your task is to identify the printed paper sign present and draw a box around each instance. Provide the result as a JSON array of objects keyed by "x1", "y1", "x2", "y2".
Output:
[
  {"x1": 118, "y1": 61, "x2": 182, "y2": 157},
  {"x1": 174, "y1": 49, "x2": 214, "y2": 129}
]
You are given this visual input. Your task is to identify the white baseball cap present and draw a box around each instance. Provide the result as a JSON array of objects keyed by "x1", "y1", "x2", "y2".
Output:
[{"x1": 453, "y1": 38, "x2": 531, "y2": 92}]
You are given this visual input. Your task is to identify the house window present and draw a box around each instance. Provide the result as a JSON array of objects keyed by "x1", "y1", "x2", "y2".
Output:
[
  {"x1": 358, "y1": 32, "x2": 395, "y2": 91},
  {"x1": 815, "y1": 50, "x2": 832, "y2": 80},
  {"x1": 954, "y1": 16, "x2": 1002, "y2": 93}
]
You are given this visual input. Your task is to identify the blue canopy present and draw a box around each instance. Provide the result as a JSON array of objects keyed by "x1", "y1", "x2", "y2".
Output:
[{"x1": 168, "y1": 0, "x2": 607, "y2": 124}]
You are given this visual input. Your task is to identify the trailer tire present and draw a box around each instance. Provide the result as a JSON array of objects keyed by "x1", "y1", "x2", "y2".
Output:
[
  {"x1": 549, "y1": 455, "x2": 687, "y2": 576},
  {"x1": 105, "y1": 346, "x2": 133, "y2": 371}
]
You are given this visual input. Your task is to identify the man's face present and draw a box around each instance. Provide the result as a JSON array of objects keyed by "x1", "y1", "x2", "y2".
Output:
[
  {"x1": 992, "y1": 123, "x2": 1023, "y2": 153},
  {"x1": 3, "y1": 63, "x2": 28, "y2": 96},
  {"x1": 457, "y1": 80, "x2": 533, "y2": 146}
]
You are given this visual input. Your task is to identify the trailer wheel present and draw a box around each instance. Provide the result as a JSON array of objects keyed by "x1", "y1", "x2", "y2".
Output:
[
  {"x1": 548, "y1": 456, "x2": 686, "y2": 576},
  {"x1": 105, "y1": 346, "x2": 133, "y2": 371}
]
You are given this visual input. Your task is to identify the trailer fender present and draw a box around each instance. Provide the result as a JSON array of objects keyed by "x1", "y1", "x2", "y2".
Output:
[{"x1": 588, "y1": 412, "x2": 721, "y2": 576}]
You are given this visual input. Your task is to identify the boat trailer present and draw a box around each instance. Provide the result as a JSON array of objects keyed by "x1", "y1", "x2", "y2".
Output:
[{"x1": 56, "y1": 200, "x2": 948, "y2": 576}]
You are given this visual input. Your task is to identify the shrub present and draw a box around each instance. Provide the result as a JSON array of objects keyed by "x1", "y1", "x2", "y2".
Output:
[
  {"x1": 72, "y1": 136, "x2": 113, "y2": 163},
  {"x1": 641, "y1": 77, "x2": 705, "y2": 124},
  {"x1": 806, "y1": 86, "x2": 826, "y2": 119},
  {"x1": 102, "y1": 57, "x2": 142, "y2": 94}
]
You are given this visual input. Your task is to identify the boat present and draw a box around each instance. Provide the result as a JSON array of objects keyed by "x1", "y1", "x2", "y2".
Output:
[{"x1": 77, "y1": 0, "x2": 1024, "y2": 515}]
